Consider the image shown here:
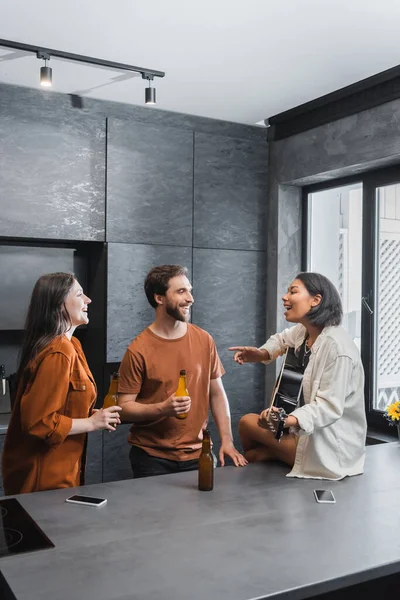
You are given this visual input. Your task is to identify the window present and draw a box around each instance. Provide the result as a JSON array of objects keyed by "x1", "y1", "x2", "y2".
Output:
[
  {"x1": 304, "y1": 167, "x2": 400, "y2": 428},
  {"x1": 306, "y1": 183, "x2": 362, "y2": 349},
  {"x1": 375, "y1": 183, "x2": 400, "y2": 411}
]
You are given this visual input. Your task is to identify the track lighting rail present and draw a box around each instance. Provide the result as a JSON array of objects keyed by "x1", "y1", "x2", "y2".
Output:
[{"x1": 0, "y1": 38, "x2": 165, "y2": 79}]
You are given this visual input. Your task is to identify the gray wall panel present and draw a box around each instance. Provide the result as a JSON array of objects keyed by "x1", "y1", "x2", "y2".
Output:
[
  {"x1": 85, "y1": 430, "x2": 103, "y2": 485},
  {"x1": 107, "y1": 120, "x2": 193, "y2": 245},
  {"x1": 194, "y1": 133, "x2": 268, "y2": 250},
  {"x1": 0, "y1": 83, "x2": 267, "y2": 143},
  {"x1": 0, "y1": 102, "x2": 105, "y2": 241},
  {"x1": 272, "y1": 98, "x2": 400, "y2": 185},
  {"x1": 192, "y1": 248, "x2": 266, "y2": 417},
  {"x1": 107, "y1": 243, "x2": 192, "y2": 362},
  {"x1": 275, "y1": 185, "x2": 302, "y2": 333},
  {"x1": 102, "y1": 424, "x2": 132, "y2": 483}
]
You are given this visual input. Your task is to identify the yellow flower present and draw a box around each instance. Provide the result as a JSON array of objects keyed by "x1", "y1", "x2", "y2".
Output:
[{"x1": 386, "y1": 400, "x2": 400, "y2": 422}]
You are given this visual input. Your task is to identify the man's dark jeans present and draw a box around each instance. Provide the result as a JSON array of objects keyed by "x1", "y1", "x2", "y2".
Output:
[{"x1": 129, "y1": 445, "x2": 199, "y2": 479}]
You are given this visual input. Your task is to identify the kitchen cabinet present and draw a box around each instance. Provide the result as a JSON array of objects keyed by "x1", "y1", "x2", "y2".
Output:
[
  {"x1": 106, "y1": 243, "x2": 192, "y2": 362},
  {"x1": 0, "y1": 109, "x2": 105, "y2": 241},
  {"x1": 106, "y1": 119, "x2": 193, "y2": 245},
  {"x1": 194, "y1": 132, "x2": 268, "y2": 251}
]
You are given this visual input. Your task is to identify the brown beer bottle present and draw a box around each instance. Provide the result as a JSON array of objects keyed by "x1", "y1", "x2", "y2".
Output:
[
  {"x1": 175, "y1": 369, "x2": 189, "y2": 420},
  {"x1": 198, "y1": 428, "x2": 214, "y2": 491},
  {"x1": 103, "y1": 372, "x2": 119, "y2": 409}
]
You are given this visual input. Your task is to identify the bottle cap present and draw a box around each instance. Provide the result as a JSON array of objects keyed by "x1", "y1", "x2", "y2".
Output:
[
  {"x1": 113, "y1": 372, "x2": 120, "y2": 378},
  {"x1": 180, "y1": 369, "x2": 186, "y2": 376}
]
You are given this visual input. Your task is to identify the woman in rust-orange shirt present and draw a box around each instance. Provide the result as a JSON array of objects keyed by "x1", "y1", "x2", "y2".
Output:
[{"x1": 2, "y1": 272, "x2": 121, "y2": 495}]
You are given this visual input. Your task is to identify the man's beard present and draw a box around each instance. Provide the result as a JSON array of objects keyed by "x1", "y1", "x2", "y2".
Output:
[{"x1": 166, "y1": 302, "x2": 190, "y2": 322}]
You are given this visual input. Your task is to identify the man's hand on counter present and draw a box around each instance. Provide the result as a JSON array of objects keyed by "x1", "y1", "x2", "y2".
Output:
[{"x1": 219, "y1": 440, "x2": 248, "y2": 467}]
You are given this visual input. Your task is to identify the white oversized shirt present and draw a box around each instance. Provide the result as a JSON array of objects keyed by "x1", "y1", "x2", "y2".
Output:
[{"x1": 260, "y1": 324, "x2": 367, "y2": 480}]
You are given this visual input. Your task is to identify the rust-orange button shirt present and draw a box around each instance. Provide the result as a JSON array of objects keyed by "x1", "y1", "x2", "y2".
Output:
[{"x1": 2, "y1": 335, "x2": 96, "y2": 495}]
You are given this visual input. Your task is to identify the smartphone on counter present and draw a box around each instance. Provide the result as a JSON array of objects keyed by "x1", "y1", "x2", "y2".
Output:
[
  {"x1": 65, "y1": 495, "x2": 107, "y2": 508},
  {"x1": 313, "y1": 489, "x2": 336, "y2": 504}
]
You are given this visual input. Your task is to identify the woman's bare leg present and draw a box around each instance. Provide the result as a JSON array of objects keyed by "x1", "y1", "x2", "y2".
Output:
[
  {"x1": 244, "y1": 445, "x2": 275, "y2": 463},
  {"x1": 238, "y1": 413, "x2": 297, "y2": 467}
]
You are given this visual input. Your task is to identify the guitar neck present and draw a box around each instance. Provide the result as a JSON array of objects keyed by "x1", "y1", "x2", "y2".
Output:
[{"x1": 266, "y1": 347, "x2": 289, "y2": 420}]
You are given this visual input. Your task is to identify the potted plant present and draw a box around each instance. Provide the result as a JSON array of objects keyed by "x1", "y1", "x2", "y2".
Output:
[{"x1": 384, "y1": 400, "x2": 400, "y2": 441}]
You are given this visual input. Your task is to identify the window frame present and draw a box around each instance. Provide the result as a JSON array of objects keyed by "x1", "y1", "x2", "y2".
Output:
[{"x1": 303, "y1": 166, "x2": 400, "y2": 430}]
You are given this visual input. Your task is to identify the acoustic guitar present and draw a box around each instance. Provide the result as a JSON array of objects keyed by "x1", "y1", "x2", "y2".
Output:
[{"x1": 263, "y1": 346, "x2": 305, "y2": 441}]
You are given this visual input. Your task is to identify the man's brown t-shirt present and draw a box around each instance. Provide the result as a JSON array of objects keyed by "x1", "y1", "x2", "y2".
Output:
[{"x1": 118, "y1": 324, "x2": 225, "y2": 461}]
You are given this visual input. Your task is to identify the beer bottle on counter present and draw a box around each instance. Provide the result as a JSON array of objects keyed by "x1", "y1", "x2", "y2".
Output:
[
  {"x1": 103, "y1": 372, "x2": 119, "y2": 409},
  {"x1": 198, "y1": 428, "x2": 214, "y2": 491},
  {"x1": 175, "y1": 369, "x2": 189, "y2": 420}
]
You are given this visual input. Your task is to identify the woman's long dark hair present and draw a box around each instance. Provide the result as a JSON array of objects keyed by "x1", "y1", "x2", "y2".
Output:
[{"x1": 16, "y1": 272, "x2": 75, "y2": 383}]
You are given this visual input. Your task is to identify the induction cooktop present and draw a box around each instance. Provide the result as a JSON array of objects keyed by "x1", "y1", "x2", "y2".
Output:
[{"x1": 0, "y1": 498, "x2": 54, "y2": 558}]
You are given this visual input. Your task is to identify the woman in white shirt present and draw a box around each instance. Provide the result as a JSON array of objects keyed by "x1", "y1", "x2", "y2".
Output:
[{"x1": 230, "y1": 272, "x2": 367, "y2": 480}]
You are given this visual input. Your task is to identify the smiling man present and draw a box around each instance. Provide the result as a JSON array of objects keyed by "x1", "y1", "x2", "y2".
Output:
[{"x1": 118, "y1": 264, "x2": 246, "y2": 478}]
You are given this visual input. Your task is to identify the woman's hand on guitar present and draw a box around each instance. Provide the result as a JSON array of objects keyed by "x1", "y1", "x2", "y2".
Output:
[
  {"x1": 228, "y1": 346, "x2": 269, "y2": 364},
  {"x1": 258, "y1": 407, "x2": 280, "y2": 429},
  {"x1": 258, "y1": 407, "x2": 289, "y2": 441}
]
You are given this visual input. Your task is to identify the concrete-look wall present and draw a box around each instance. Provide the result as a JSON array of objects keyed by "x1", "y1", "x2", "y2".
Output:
[{"x1": 267, "y1": 97, "x2": 400, "y2": 396}]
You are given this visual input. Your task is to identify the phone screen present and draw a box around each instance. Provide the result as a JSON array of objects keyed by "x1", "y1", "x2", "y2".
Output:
[
  {"x1": 66, "y1": 495, "x2": 106, "y2": 505},
  {"x1": 314, "y1": 489, "x2": 336, "y2": 503}
]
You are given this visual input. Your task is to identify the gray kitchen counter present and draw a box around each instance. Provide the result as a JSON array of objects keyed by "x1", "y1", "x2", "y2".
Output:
[{"x1": 0, "y1": 443, "x2": 400, "y2": 600}]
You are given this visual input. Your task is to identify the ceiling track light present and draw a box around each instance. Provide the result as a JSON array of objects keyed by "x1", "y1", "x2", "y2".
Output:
[
  {"x1": 143, "y1": 74, "x2": 156, "y2": 105},
  {"x1": 37, "y1": 51, "x2": 52, "y2": 87},
  {"x1": 0, "y1": 38, "x2": 165, "y2": 104}
]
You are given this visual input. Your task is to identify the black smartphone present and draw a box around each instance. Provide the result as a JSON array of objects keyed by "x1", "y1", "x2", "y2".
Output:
[
  {"x1": 65, "y1": 495, "x2": 107, "y2": 507},
  {"x1": 313, "y1": 489, "x2": 336, "y2": 503}
]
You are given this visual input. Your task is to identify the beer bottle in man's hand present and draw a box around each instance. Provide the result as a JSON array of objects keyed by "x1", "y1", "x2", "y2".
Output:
[
  {"x1": 103, "y1": 372, "x2": 119, "y2": 409},
  {"x1": 198, "y1": 428, "x2": 214, "y2": 491},
  {"x1": 175, "y1": 369, "x2": 189, "y2": 420}
]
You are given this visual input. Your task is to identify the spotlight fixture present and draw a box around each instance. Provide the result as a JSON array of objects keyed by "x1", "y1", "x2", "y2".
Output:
[
  {"x1": 143, "y1": 74, "x2": 156, "y2": 105},
  {"x1": 37, "y1": 51, "x2": 52, "y2": 87},
  {"x1": 0, "y1": 38, "x2": 165, "y2": 105}
]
